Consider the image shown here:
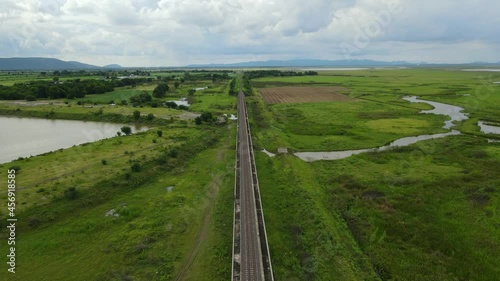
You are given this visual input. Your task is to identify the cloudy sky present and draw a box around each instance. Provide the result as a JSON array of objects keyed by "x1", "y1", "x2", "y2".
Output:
[{"x1": 0, "y1": 0, "x2": 499, "y2": 67}]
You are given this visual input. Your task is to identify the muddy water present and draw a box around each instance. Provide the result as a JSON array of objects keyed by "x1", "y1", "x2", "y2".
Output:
[
  {"x1": 478, "y1": 121, "x2": 500, "y2": 134},
  {"x1": 0, "y1": 116, "x2": 147, "y2": 164},
  {"x1": 293, "y1": 96, "x2": 468, "y2": 162},
  {"x1": 403, "y1": 96, "x2": 468, "y2": 129},
  {"x1": 295, "y1": 131, "x2": 461, "y2": 161}
]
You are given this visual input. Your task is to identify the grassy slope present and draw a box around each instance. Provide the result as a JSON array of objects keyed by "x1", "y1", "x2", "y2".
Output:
[
  {"x1": 250, "y1": 69, "x2": 500, "y2": 280},
  {"x1": 0, "y1": 122, "x2": 236, "y2": 281},
  {"x1": 313, "y1": 136, "x2": 500, "y2": 281},
  {"x1": 256, "y1": 153, "x2": 380, "y2": 280}
]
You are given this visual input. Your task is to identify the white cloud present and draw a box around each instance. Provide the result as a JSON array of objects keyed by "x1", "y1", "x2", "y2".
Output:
[{"x1": 0, "y1": 0, "x2": 499, "y2": 66}]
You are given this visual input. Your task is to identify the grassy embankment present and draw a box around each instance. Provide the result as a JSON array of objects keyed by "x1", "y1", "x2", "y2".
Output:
[
  {"x1": 248, "y1": 69, "x2": 500, "y2": 280},
  {"x1": 0, "y1": 121, "x2": 236, "y2": 280},
  {"x1": 0, "y1": 72, "x2": 238, "y2": 280}
]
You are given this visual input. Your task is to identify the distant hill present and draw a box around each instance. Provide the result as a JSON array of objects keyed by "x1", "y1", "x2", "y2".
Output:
[
  {"x1": 103, "y1": 64, "x2": 123, "y2": 69},
  {"x1": 0, "y1": 57, "x2": 100, "y2": 70},
  {"x1": 187, "y1": 59, "x2": 414, "y2": 68},
  {"x1": 188, "y1": 59, "x2": 500, "y2": 68}
]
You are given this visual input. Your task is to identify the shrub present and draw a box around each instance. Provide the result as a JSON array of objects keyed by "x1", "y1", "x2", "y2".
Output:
[
  {"x1": 9, "y1": 165, "x2": 21, "y2": 172},
  {"x1": 121, "y1": 126, "x2": 132, "y2": 135},
  {"x1": 131, "y1": 162, "x2": 141, "y2": 172},
  {"x1": 157, "y1": 130, "x2": 163, "y2": 137},
  {"x1": 101, "y1": 159, "x2": 107, "y2": 165},
  {"x1": 64, "y1": 187, "x2": 79, "y2": 200},
  {"x1": 146, "y1": 113, "x2": 154, "y2": 120},
  {"x1": 133, "y1": 110, "x2": 141, "y2": 120},
  {"x1": 28, "y1": 217, "x2": 41, "y2": 228},
  {"x1": 165, "y1": 101, "x2": 178, "y2": 109}
]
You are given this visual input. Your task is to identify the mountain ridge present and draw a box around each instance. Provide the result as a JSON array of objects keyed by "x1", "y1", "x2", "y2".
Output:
[{"x1": 0, "y1": 57, "x2": 100, "y2": 70}]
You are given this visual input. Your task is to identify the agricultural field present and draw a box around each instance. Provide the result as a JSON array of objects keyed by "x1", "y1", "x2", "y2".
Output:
[
  {"x1": 248, "y1": 68, "x2": 500, "y2": 280},
  {"x1": 260, "y1": 86, "x2": 351, "y2": 104}
]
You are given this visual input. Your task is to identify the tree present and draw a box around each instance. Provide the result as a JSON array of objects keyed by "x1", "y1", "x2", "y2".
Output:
[
  {"x1": 153, "y1": 83, "x2": 169, "y2": 98},
  {"x1": 174, "y1": 81, "x2": 180, "y2": 89},
  {"x1": 129, "y1": 91, "x2": 152, "y2": 105},
  {"x1": 157, "y1": 130, "x2": 163, "y2": 137},
  {"x1": 195, "y1": 116, "x2": 202, "y2": 125},
  {"x1": 188, "y1": 89, "x2": 196, "y2": 96},
  {"x1": 165, "y1": 101, "x2": 178, "y2": 109},
  {"x1": 133, "y1": 110, "x2": 141, "y2": 120},
  {"x1": 200, "y1": 112, "x2": 213, "y2": 122},
  {"x1": 121, "y1": 126, "x2": 132, "y2": 135},
  {"x1": 146, "y1": 113, "x2": 154, "y2": 120}
]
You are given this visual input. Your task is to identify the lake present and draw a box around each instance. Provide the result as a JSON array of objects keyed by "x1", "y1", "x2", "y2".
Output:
[{"x1": 0, "y1": 116, "x2": 147, "y2": 164}]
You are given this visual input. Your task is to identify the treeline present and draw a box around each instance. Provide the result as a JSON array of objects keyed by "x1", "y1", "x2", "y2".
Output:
[
  {"x1": 244, "y1": 70, "x2": 318, "y2": 79},
  {"x1": 0, "y1": 78, "x2": 153, "y2": 100},
  {"x1": 242, "y1": 74, "x2": 253, "y2": 95},
  {"x1": 228, "y1": 78, "x2": 237, "y2": 95},
  {"x1": 228, "y1": 74, "x2": 253, "y2": 96}
]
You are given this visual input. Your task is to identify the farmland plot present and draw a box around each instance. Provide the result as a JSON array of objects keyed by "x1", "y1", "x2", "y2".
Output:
[{"x1": 260, "y1": 86, "x2": 352, "y2": 104}]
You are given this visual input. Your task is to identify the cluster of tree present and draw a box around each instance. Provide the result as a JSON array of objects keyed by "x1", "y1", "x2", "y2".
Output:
[
  {"x1": 129, "y1": 91, "x2": 152, "y2": 106},
  {"x1": 195, "y1": 112, "x2": 215, "y2": 125},
  {"x1": 228, "y1": 78, "x2": 237, "y2": 95},
  {"x1": 153, "y1": 83, "x2": 169, "y2": 98},
  {"x1": 244, "y1": 70, "x2": 318, "y2": 79},
  {"x1": 165, "y1": 101, "x2": 189, "y2": 110},
  {"x1": 38, "y1": 69, "x2": 152, "y2": 78},
  {"x1": 242, "y1": 75, "x2": 253, "y2": 95},
  {"x1": 188, "y1": 72, "x2": 231, "y2": 82},
  {"x1": 0, "y1": 79, "x2": 116, "y2": 100}
]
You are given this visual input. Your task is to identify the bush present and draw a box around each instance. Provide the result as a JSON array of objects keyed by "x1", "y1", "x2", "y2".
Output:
[
  {"x1": 157, "y1": 130, "x2": 163, "y2": 137},
  {"x1": 101, "y1": 159, "x2": 107, "y2": 165},
  {"x1": 146, "y1": 113, "x2": 154, "y2": 120},
  {"x1": 165, "y1": 101, "x2": 178, "y2": 109},
  {"x1": 28, "y1": 217, "x2": 41, "y2": 228},
  {"x1": 131, "y1": 162, "x2": 141, "y2": 172},
  {"x1": 9, "y1": 165, "x2": 21, "y2": 172},
  {"x1": 167, "y1": 148, "x2": 179, "y2": 158},
  {"x1": 178, "y1": 105, "x2": 189, "y2": 110},
  {"x1": 121, "y1": 126, "x2": 132, "y2": 135},
  {"x1": 64, "y1": 187, "x2": 79, "y2": 200},
  {"x1": 133, "y1": 110, "x2": 141, "y2": 120}
]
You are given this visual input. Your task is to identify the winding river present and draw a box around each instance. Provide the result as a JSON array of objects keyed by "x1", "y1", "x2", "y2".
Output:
[{"x1": 294, "y1": 96, "x2": 470, "y2": 162}]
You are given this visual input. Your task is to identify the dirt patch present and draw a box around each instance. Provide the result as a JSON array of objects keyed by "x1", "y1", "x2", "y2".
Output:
[{"x1": 260, "y1": 86, "x2": 352, "y2": 104}]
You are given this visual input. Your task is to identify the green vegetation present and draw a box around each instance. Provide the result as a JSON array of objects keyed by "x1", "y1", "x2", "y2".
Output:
[
  {"x1": 0, "y1": 122, "x2": 236, "y2": 281},
  {"x1": 0, "y1": 68, "x2": 498, "y2": 280},
  {"x1": 248, "y1": 68, "x2": 500, "y2": 280}
]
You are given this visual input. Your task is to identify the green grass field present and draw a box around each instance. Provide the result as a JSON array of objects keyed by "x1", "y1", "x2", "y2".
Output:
[
  {"x1": 0, "y1": 121, "x2": 236, "y2": 281},
  {"x1": 249, "y1": 68, "x2": 500, "y2": 280},
  {"x1": 0, "y1": 68, "x2": 498, "y2": 280}
]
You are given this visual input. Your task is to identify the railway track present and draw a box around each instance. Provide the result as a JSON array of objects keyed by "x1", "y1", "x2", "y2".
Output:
[{"x1": 232, "y1": 91, "x2": 274, "y2": 281}]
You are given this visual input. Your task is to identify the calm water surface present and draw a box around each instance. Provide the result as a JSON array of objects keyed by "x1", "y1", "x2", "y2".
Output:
[
  {"x1": 0, "y1": 116, "x2": 147, "y2": 164},
  {"x1": 294, "y1": 96, "x2": 468, "y2": 162}
]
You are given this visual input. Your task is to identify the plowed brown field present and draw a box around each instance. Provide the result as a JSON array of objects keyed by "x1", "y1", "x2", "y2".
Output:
[{"x1": 260, "y1": 86, "x2": 352, "y2": 104}]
